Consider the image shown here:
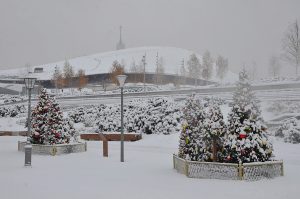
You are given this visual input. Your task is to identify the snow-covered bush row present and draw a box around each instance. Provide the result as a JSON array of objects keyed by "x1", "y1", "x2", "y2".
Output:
[
  {"x1": 111, "y1": 86, "x2": 163, "y2": 94},
  {"x1": 68, "y1": 97, "x2": 184, "y2": 134},
  {"x1": 275, "y1": 118, "x2": 300, "y2": 144},
  {"x1": 266, "y1": 101, "x2": 300, "y2": 115},
  {"x1": 0, "y1": 105, "x2": 25, "y2": 117},
  {"x1": 201, "y1": 96, "x2": 227, "y2": 107},
  {"x1": 0, "y1": 94, "x2": 25, "y2": 104}
]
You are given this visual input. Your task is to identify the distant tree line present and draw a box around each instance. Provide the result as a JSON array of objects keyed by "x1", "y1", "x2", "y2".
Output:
[
  {"x1": 52, "y1": 60, "x2": 88, "y2": 90},
  {"x1": 108, "y1": 51, "x2": 229, "y2": 87},
  {"x1": 180, "y1": 50, "x2": 229, "y2": 85}
]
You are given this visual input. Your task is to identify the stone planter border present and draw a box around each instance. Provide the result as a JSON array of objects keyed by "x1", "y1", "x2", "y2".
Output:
[
  {"x1": 18, "y1": 141, "x2": 87, "y2": 156},
  {"x1": 173, "y1": 154, "x2": 284, "y2": 181}
]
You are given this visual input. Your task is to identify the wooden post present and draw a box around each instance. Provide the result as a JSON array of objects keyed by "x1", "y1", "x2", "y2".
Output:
[
  {"x1": 185, "y1": 160, "x2": 189, "y2": 177},
  {"x1": 173, "y1": 154, "x2": 175, "y2": 169},
  {"x1": 280, "y1": 161, "x2": 284, "y2": 176},
  {"x1": 238, "y1": 162, "x2": 244, "y2": 180},
  {"x1": 99, "y1": 133, "x2": 108, "y2": 157}
]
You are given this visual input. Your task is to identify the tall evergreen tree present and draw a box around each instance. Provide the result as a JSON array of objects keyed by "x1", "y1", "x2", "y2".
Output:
[
  {"x1": 216, "y1": 55, "x2": 229, "y2": 81},
  {"x1": 202, "y1": 51, "x2": 213, "y2": 81},
  {"x1": 187, "y1": 54, "x2": 201, "y2": 86},
  {"x1": 63, "y1": 60, "x2": 74, "y2": 88},
  {"x1": 223, "y1": 70, "x2": 273, "y2": 163}
]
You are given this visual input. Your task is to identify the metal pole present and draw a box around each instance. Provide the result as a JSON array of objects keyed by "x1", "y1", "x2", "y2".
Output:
[
  {"x1": 120, "y1": 87, "x2": 124, "y2": 162},
  {"x1": 143, "y1": 55, "x2": 146, "y2": 92},
  {"x1": 27, "y1": 88, "x2": 32, "y2": 136},
  {"x1": 25, "y1": 87, "x2": 32, "y2": 167}
]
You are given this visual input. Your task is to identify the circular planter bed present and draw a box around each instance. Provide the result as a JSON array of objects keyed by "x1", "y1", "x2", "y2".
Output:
[
  {"x1": 173, "y1": 154, "x2": 284, "y2": 181},
  {"x1": 18, "y1": 141, "x2": 87, "y2": 156}
]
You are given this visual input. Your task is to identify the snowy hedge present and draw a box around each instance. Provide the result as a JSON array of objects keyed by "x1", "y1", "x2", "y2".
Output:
[
  {"x1": 68, "y1": 97, "x2": 183, "y2": 135},
  {"x1": 275, "y1": 118, "x2": 300, "y2": 144},
  {"x1": 0, "y1": 105, "x2": 25, "y2": 117},
  {"x1": 266, "y1": 101, "x2": 300, "y2": 116},
  {"x1": 0, "y1": 94, "x2": 25, "y2": 105}
]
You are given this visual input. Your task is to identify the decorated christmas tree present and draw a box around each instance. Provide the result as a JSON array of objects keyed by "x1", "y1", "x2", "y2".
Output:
[
  {"x1": 223, "y1": 70, "x2": 273, "y2": 163},
  {"x1": 30, "y1": 89, "x2": 70, "y2": 145},
  {"x1": 178, "y1": 94, "x2": 207, "y2": 161},
  {"x1": 203, "y1": 104, "x2": 226, "y2": 162}
]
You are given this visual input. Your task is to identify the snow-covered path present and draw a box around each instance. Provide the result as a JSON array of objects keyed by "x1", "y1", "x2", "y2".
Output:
[{"x1": 0, "y1": 135, "x2": 299, "y2": 199}]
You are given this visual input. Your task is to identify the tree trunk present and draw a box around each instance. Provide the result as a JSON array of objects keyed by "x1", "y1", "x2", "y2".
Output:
[{"x1": 212, "y1": 138, "x2": 217, "y2": 162}]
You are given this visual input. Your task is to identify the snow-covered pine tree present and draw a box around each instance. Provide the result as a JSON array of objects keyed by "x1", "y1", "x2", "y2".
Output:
[
  {"x1": 203, "y1": 104, "x2": 226, "y2": 162},
  {"x1": 178, "y1": 94, "x2": 207, "y2": 161},
  {"x1": 223, "y1": 69, "x2": 273, "y2": 163},
  {"x1": 30, "y1": 89, "x2": 70, "y2": 145},
  {"x1": 46, "y1": 96, "x2": 70, "y2": 144}
]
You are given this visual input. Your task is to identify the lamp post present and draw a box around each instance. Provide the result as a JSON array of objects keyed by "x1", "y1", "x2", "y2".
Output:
[
  {"x1": 23, "y1": 77, "x2": 37, "y2": 167},
  {"x1": 116, "y1": 75, "x2": 127, "y2": 162},
  {"x1": 142, "y1": 54, "x2": 146, "y2": 92}
]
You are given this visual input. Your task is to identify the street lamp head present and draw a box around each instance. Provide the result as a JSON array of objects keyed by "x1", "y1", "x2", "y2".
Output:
[
  {"x1": 117, "y1": 75, "x2": 127, "y2": 88},
  {"x1": 24, "y1": 77, "x2": 37, "y2": 89}
]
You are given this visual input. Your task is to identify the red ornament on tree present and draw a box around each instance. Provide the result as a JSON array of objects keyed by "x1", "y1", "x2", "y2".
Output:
[{"x1": 239, "y1": 132, "x2": 247, "y2": 139}]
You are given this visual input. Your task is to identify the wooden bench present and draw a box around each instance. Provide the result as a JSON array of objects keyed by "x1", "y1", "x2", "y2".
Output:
[
  {"x1": 80, "y1": 133, "x2": 142, "y2": 142},
  {"x1": 0, "y1": 131, "x2": 28, "y2": 136}
]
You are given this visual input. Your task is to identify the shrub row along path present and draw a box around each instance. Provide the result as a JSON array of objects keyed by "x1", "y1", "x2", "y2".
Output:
[{"x1": 1, "y1": 82, "x2": 300, "y2": 108}]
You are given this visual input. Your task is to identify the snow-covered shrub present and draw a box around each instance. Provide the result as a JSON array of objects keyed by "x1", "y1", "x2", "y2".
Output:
[
  {"x1": 68, "y1": 107, "x2": 85, "y2": 123},
  {"x1": 0, "y1": 105, "x2": 25, "y2": 117},
  {"x1": 266, "y1": 101, "x2": 300, "y2": 116},
  {"x1": 62, "y1": 118, "x2": 79, "y2": 142},
  {"x1": 83, "y1": 115, "x2": 95, "y2": 127},
  {"x1": 201, "y1": 96, "x2": 226, "y2": 107},
  {"x1": 275, "y1": 118, "x2": 300, "y2": 144},
  {"x1": 68, "y1": 97, "x2": 183, "y2": 135}
]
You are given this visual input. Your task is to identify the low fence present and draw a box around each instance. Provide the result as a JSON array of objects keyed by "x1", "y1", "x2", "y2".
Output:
[
  {"x1": 18, "y1": 141, "x2": 87, "y2": 156},
  {"x1": 173, "y1": 154, "x2": 284, "y2": 181}
]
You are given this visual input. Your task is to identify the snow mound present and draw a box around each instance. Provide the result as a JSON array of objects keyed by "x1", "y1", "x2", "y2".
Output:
[{"x1": 0, "y1": 46, "x2": 237, "y2": 83}]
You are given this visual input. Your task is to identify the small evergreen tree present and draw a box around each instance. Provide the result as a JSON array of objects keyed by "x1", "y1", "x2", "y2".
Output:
[
  {"x1": 30, "y1": 89, "x2": 70, "y2": 145},
  {"x1": 203, "y1": 104, "x2": 226, "y2": 162},
  {"x1": 178, "y1": 95, "x2": 207, "y2": 161},
  {"x1": 223, "y1": 70, "x2": 273, "y2": 163}
]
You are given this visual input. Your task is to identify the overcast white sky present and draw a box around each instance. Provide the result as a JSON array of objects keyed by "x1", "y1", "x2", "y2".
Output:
[{"x1": 0, "y1": 0, "x2": 299, "y2": 77}]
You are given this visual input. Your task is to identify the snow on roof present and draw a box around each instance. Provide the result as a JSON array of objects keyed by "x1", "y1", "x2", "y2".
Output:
[{"x1": 0, "y1": 46, "x2": 237, "y2": 83}]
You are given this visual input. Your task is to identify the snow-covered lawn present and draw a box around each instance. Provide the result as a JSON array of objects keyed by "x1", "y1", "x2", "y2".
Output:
[
  {"x1": 0, "y1": 134, "x2": 299, "y2": 199},
  {"x1": 0, "y1": 117, "x2": 26, "y2": 131}
]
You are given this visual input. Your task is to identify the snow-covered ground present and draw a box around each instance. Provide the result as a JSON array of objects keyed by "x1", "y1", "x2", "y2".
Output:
[
  {"x1": 0, "y1": 134, "x2": 299, "y2": 199},
  {"x1": 0, "y1": 117, "x2": 26, "y2": 131},
  {"x1": 1, "y1": 90, "x2": 300, "y2": 198}
]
